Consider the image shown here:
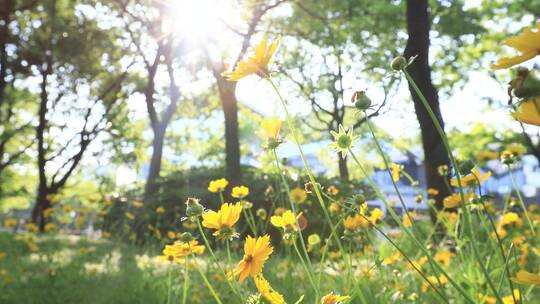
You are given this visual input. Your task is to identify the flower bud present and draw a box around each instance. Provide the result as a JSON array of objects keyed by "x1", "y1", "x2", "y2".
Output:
[
  {"x1": 391, "y1": 56, "x2": 407, "y2": 71},
  {"x1": 256, "y1": 208, "x2": 267, "y2": 220},
  {"x1": 458, "y1": 160, "x2": 475, "y2": 175},
  {"x1": 178, "y1": 232, "x2": 194, "y2": 243},
  {"x1": 351, "y1": 91, "x2": 372, "y2": 110},
  {"x1": 185, "y1": 198, "x2": 204, "y2": 217}
]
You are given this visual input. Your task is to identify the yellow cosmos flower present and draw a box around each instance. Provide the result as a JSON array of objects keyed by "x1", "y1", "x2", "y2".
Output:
[
  {"x1": 131, "y1": 201, "x2": 144, "y2": 208},
  {"x1": 43, "y1": 208, "x2": 54, "y2": 219},
  {"x1": 290, "y1": 187, "x2": 307, "y2": 204},
  {"x1": 208, "y1": 178, "x2": 229, "y2": 193},
  {"x1": 402, "y1": 213, "x2": 413, "y2": 228},
  {"x1": 44, "y1": 223, "x2": 57, "y2": 233},
  {"x1": 434, "y1": 250, "x2": 453, "y2": 267},
  {"x1": 427, "y1": 188, "x2": 440, "y2": 197},
  {"x1": 450, "y1": 167, "x2": 491, "y2": 187},
  {"x1": 511, "y1": 97, "x2": 540, "y2": 126},
  {"x1": 160, "y1": 240, "x2": 205, "y2": 263},
  {"x1": 222, "y1": 37, "x2": 281, "y2": 81},
  {"x1": 270, "y1": 210, "x2": 302, "y2": 230},
  {"x1": 321, "y1": 292, "x2": 350, "y2": 304},
  {"x1": 231, "y1": 185, "x2": 249, "y2": 199},
  {"x1": 254, "y1": 274, "x2": 286, "y2": 304},
  {"x1": 492, "y1": 22, "x2": 540, "y2": 70},
  {"x1": 201, "y1": 203, "x2": 242, "y2": 239},
  {"x1": 443, "y1": 192, "x2": 476, "y2": 209},
  {"x1": 326, "y1": 185, "x2": 339, "y2": 196},
  {"x1": 259, "y1": 116, "x2": 282, "y2": 143},
  {"x1": 369, "y1": 208, "x2": 385, "y2": 224},
  {"x1": 234, "y1": 235, "x2": 273, "y2": 283},
  {"x1": 476, "y1": 151, "x2": 498, "y2": 161},
  {"x1": 512, "y1": 270, "x2": 540, "y2": 286},
  {"x1": 500, "y1": 212, "x2": 524, "y2": 227},
  {"x1": 156, "y1": 206, "x2": 165, "y2": 214},
  {"x1": 391, "y1": 163, "x2": 401, "y2": 182},
  {"x1": 502, "y1": 289, "x2": 520, "y2": 304},
  {"x1": 25, "y1": 223, "x2": 39, "y2": 233},
  {"x1": 4, "y1": 218, "x2": 17, "y2": 228},
  {"x1": 422, "y1": 275, "x2": 448, "y2": 292}
]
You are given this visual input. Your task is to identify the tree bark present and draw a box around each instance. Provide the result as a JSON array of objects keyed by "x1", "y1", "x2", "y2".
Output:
[
  {"x1": 215, "y1": 76, "x2": 241, "y2": 185},
  {"x1": 404, "y1": 0, "x2": 451, "y2": 212},
  {"x1": 337, "y1": 152, "x2": 349, "y2": 181},
  {"x1": 144, "y1": 124, "x2": 166, "y2": 201}
]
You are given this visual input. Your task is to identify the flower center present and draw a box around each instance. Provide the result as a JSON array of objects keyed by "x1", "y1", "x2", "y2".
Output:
[
  {"x1": 243, "y1": 254, "x2": 253, "y2": 263},
  {"x1": 337, "y1": 135, "x2": 352, "y2": 149}
]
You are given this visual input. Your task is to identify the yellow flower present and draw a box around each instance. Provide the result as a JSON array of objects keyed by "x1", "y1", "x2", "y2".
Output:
[
  {"x1": 290, "y1": 187, "x2": 307, "y2": 204},
  {"x1": 156, "y1": 206, "x2": 165, "y2": 214},
  {"x1": 326, "y1": 185, "x2": 339, "y2": 196},
  {"x1": 259, "y1": 116, "x2": 282, "y2": 143},
  {"x1": 329, "y1": 202, "x2": 340, "y2": 215},
  {"x1": 369, "y1": 208, "x2": 385, "y2": 224},
  {"x1": 201, "y1": 203, "x2": 242, "y2": 239},
  {"x1": 507, "y1": 143, "x2": 527, "y2": 156},
  {"x1": 500, "y1": 212, "x2": 523, "y2": 227},
  {"x1": 131, "y1": 201, "x2": 143, "y2": 208},
  {"x1": 63, "y1": 205, "x2": 72, "y2": 213},
  {"x1": 402, "y1": 213, "x2": 414, "y2": 228},
  {"x1": 443, "y1": 192, "x2": 476, "y2": 209},
  {"x1": 511, "y1": 97, "x2": 540, "y2": 126},
  {"x1": 222, "y1": 36, "x2": 281, "y2": 81},
  {"x1": 125, "y1": 212, "x2": 135, "y2": 220},
  {"x1": 383, "y1": 252, "x2": 401, "y2": 266},
  {"x1": 254, "y1": 274, "x2": 286, "y2": 304},
  {"x1": 427, "y1": 188, "x2": 440, "y2": 197},
  {"x1": 27, "y1": 241, "x2": 39, "y2": 253},
  {"x1": 160, "y1": 240, "x2": 205, "y2": 263},
  {"x1": 270, "y1": 210, "x2": 302, "y2": 230},
  {"x1": 502, "y1": 289, "x2": 520, "y2": 304},
  {"x1": 4, "y1": 218, "x2": 17, "y2": 228},
  {"x1": 512, "y1": 270, "x2": 540, "y2": 285},
  {"x1": 208, "y1": 178, "x2": 229, "y2": 193},
  {"x1": 434, "y1": 250, "x2": 453, "y2": 267},
  {"x1": 167, "y1": 231, "x2": 176, "y2": 240},
  {"x1": 476, "y1": 151, "x2": 498, "y2": 161},
  {"x1": 450, "y1": 167, "x2": 491, "y2": 187},
  {"x1": 231, "y1": 185, "x2": 249, "y2": 199},
  {"x1": 234, "y1": 235, "x2": 273, "y2": 283},
  {"x1": 43, "y1": 208, "x2": 54, "y2": 219},
  {"x1": 44, "y1": 223, "x2": 57, "y2": 233},
  {"x1": 492, "y1": 22, "x2": 540, "y2": 70},
  {"x1": 25, "y1": 223, "x2": 39, "y2": 233},
  {"x1": 321, "y1": 292, "x2": 350, "y2": 304},
  {"x1": 391, "y1": 163, "x2": 401, "y2": 182},
  {"x1": 422, "y1": 275, "x2": 448, "y2": 292}
]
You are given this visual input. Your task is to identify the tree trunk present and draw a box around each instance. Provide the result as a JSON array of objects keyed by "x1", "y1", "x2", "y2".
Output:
[
  {"x1": 337, "y1": 152, "x2": 349, "y2": 181},
  {"x1": 404, "y1": 0, "x2": 451, "y2": 212},
  {"x1": 31, "y1": 183, "x2": 53, "y2": 231},
  {"x1": 144, "y1": 124, "x2": 166, "y2": 201},
  {"x1": 216, "y1": 78, "x2": 241, "y2": 185}
]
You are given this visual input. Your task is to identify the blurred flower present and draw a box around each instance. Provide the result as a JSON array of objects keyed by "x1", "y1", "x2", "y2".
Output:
[
  {"x1": 369, "y1": 208, "x2": 385, "y2": 224},
  {"x1": 500, "y1": 212, "x2": 523, "y2": 228},
  {"x1": 208, "y1": 178, "x2": 229, "y2": 193},
  {"x1": 443, "y1": 192, "x2": 476, "y2": 209},
  {"x1": 4, "y1": 218, "x2": 17, "y2": 228},
  {"x1": 254, "y1": 274, "x2": 286, "y2": 304},
  {"x1": 402, "y1": 213, "x2": 415, "y2": 228},
  {"x1": 326, "y1": 185, "x2": 339, "y2": 196},
  {"x1": 131, "y1": 201, "x2": 144, "y2": 208},
  {"x1": 391, "y1": 163, "x2": 401, "y2": 182},
  {"x1": 156, "y1": 206, "x2": 165, "y2": 214},
  {"x1": 271, "y1": 210, "x2": 301, "y2": 231},
  {"x1": 201, "y1": 203, "x2": 242, "y2": 240},
  {"x1": 329, "y1": 202, "x2": 340, "y2": 215},
  {"x1": 290, "y1": 187, "x2": 307, "y2": 204},
  {"x1": 437, "y1": 165, "x2": 449, "y2": 176},
  {"x1": 44, "y1": 223, "x2": 57, "y2": 233},
  {"x1": 434, "y1": 250, "x2": 453, "y2": 267},
  {"x1": 321, "y1": 292, "x2": 350, "y2": 304},
  {"x1": 231, "y1": 186, "x2": 249, "y2": 199},
  {"x1": 222, "y1": 36, "x2": 281, "y2": 80},
  {"x1": 511, "y1": 97, "x2": 540, "y2": 126},
  {"x1": 329, "y1": 125, "x2": 358, "y2": 158},
  {"x1": 0, "y1": 252, "x2": 5, "y2": 261},
  {"x1": 476, "y1": 151, "x2": 498, "y2": 161},
  {"x1": 125, "y1": 212, "x2": 135, "y2": 220},
  {"x1": 507, "y1": 143, "x2": 527, "y2": 156},
  {"x1": 27, "y1": 242, "x2": 38, "y2": 253},
  {"x1": 25, "y1": 223, "x2": 39, "y2": 233},
  {"x1": 160, "y1": 240, "x2": 205, "y2": 263},
  {"x1": 234, "y1": 235, "x2": 273, "y2": 283},
  {"x1": 502, "y1": 289, "x2": 520, "y2": 304},
  {"x1": 43, "y1": 208, "x2": 54, "y2": 219},
  {"x1": 422, "y1": 275, "x2": 448, "y2": 292},
  {"x1": 491, "y1": 22, "x2": 540, "y2": 70},
  {"x1": 63, "y1": 205, "x2": 72, "y2": 213},
  {"x1": 427, "y1": 188, "x2": 439, "y2": 197},
  {"x1": 451, "y1": 167, "x2": 491, "y2": 187},
  {"x1": 167, "y1": 231, "x2": 176, "y2": 240},
  {"x1": 259, "y1": 116, "x2": 283, "y2": 149},
  {"x1": 383, "y1": 252, "x2": 401, "y2": 266},
  {"x1": 512, "y1": 270, "x2": 540, "y2": 286},
  {"x1": 274, "y1": 207, "x2": 287, "y2": 216}
]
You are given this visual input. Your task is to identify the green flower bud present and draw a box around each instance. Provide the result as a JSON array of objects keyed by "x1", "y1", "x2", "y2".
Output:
[
  {"x1": 458, "y1": 160, "x2": 475, "y2": 175},
  {"x1": 185, "y1": 198, "x2": 204, "y2": 217},
  {"x1": 352, "y1": 91, "x2": 372, "y2": 110},
  {"x1": 256, "y1": 208, "x2": 267, "y2": 220},
  {"x1": 178, "y1": 232, "x2": 194, "y2": 243},
  {"x1": 391, "y1": 56, "x2": 407, "y2": 71}
]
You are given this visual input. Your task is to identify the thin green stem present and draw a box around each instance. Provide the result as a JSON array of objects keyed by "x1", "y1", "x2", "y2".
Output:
[
  {"x1": 182, "y1": 257, "x2": 189, "y2": 304},
  {"x1": 508, "y1": 168, "x2": 536, "y2": 235},
  {"x1": 292, "y1": 240, "x2": 320, "y2": 299},
  {"x1": 166, "y1": 267, "x2": 172, "y2": 304},
  {"x1": 193, "y1": 258, "x2": 224, "y2": 304}
]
